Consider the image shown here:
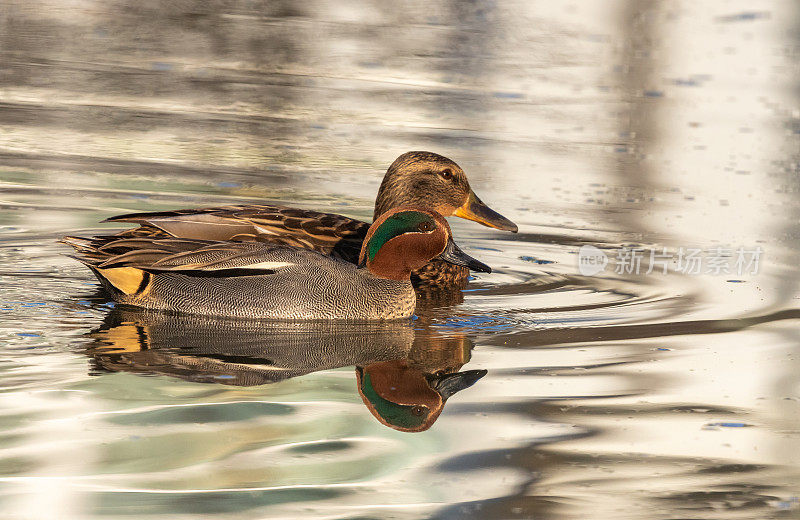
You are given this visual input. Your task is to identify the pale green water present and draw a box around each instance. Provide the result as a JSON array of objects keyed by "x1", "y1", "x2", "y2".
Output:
[{"x1": 1, "y1": 1, "x2": 799, "y2": 519}]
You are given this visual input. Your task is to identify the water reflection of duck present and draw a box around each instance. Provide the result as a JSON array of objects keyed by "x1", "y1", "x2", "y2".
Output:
[
  {"x1": 87, "y1": 309, "x2": 414, "y2": 384},
  {"x1": 357, "y1": 359, "x2": 485, "y2": 433},
  {"x1": 73, "y1": 151, "x2": 517, "y2": 289},
  {"x1": 86, "y1": 309, "x2": 486, "y2": 431},
  {"x1": 65, "y1": 208, "x2": 489, "y2": 319}
]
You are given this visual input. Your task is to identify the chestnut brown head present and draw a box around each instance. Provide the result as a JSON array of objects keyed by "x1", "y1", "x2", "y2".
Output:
[
  {"x1": 356, "y1": 360, "x2": 488, "y2": 432},
  {"x1": 358, "y1": 207, "x2": 491, "y2": 281}
]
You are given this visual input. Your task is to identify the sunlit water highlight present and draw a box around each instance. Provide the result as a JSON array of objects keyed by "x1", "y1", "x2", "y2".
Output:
[{"x1": 1, "y1": 1, "x2": 799, "y2": 519}]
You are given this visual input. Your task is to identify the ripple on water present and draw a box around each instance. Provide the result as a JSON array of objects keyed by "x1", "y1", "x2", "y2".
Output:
[{"x1": 1, "y1": 7, "x2": 799, "y2": 512}]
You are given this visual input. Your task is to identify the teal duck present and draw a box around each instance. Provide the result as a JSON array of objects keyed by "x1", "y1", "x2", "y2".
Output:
[{"x1": 64, "y1": 207, "x2": 490, "y2": 320}]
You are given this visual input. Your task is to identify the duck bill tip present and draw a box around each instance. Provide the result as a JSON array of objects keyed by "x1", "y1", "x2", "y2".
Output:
[
  {"x1": 438, "y1": 239, "x2": 492, "y2": 273},
  {"x1": 432, "y1": 369, "x2": 488, "y2": 399},
  {"x1": 453, "y1": 191, "x2": 519, "y2": 233}
]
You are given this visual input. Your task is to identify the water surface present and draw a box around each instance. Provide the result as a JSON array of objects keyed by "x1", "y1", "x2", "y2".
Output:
[{"x1": 1, "y1": 1, "x2": 799, "y2": 518}]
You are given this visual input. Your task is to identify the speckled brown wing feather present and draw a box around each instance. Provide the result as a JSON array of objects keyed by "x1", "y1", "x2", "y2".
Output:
[
  {"x1": 106, "y1": 204, "x2": 370, "y2": 264},
  {"x1": 63, "y1": 235, "x2": 303, "y2": 272}
]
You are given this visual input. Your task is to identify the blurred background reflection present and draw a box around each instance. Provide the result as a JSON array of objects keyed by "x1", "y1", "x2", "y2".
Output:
[{"x1": 1, "y1": 1, "x2": 799, "y2": 518}]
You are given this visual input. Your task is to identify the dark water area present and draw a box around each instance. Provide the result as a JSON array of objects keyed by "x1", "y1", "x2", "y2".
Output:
[{"x1": 1, "y1": 1, "x2": 799, "y2": 518}]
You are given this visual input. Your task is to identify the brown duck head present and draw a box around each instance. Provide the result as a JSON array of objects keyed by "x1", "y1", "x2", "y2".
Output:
[
  {"x1": 358, "y1": 207, "x2": 491, "y2": 281},
  {"x1": 374, "y1": 151, "x2": 518, "y2": 233},
  {"x1": 356, "y1": 359, "x2": 487, "y2": 432}
]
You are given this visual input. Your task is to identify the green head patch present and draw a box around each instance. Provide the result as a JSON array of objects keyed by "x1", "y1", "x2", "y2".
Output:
[
  {"x1": 365, "y1": 211, "x2": 436, "y2": 263},
  {"x1": 359, "y1": 370, "x2": 429, "y2": 430}
]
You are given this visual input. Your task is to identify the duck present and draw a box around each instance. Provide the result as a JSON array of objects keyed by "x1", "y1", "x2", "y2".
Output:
[
  {"x1": 64, "y1": 207, "x2": 490, "y2": 320},
  {"x1": 98, "y1": 151, "x2": 517, "y2": 288}
]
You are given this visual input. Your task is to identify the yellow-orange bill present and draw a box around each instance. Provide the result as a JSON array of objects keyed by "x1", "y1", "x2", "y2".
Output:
[{"x1": 453, "y1": 191, "x2": 518, "y2": 232}]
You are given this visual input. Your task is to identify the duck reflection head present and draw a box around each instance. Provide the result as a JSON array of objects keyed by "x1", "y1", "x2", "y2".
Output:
[{"x1": 356, "y1": 359, "x2": 487, "y2": 432}]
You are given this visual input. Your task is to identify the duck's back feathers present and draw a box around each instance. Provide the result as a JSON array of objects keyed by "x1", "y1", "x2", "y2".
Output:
[{"x1": 106, "y1": 204, "x2": 369, "y2": 263}]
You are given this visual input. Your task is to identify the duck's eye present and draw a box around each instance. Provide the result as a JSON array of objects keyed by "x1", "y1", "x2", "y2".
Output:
[
  {"x1": 440, "y1": 168, "x2": 454, "y2": 181},
  {"x1": 417, "y1": 221, "x2": 434, "y2": 233},
  {"x1": 411, "y1": 405, "x2": 426, "y2": 416}
]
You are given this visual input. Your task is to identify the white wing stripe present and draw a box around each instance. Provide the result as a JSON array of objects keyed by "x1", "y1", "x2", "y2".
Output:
[{"x1": 243, "y1": 261, "x2": 294, "y2": 270}]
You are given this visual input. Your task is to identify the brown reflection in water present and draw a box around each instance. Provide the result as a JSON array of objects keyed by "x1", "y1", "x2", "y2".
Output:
[
  {"x1": 86, "y1": 307, "x2": 485, "y2": 432},
  {"x1": 488, "y1": 308, "x2": 800, "y2": 348},
  {"x1": 615, "y1": 0, "x2": 664, "y2": 233}
]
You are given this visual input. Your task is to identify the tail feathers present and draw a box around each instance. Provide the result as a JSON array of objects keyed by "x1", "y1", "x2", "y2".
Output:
[
  {"x1": 61, "y1": 237, "x2": 100, "y2": 264},
  {"x1": 64, "y1": 253, "x2": 97, "y2": 266},
  {"x1": 60, "y1": 235, "x2": 96, "y2": 250},
  {"x1": 62, "y1": 235, "x2": 152, "y2": 299},
  {"x1": 61, "y1": 236, "x2": 116, "y2": 265},
  {"x1": 92, "y1": 266, "x2": 151, "y2": 296},
  {"x1": 77, "y1": 263, "x2": 150, "y2": 298}
]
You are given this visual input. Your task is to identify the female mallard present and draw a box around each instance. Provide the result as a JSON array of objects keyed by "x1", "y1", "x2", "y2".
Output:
[
  {"x1": 101, "y1": 151, "x2": 516, "y2": 287},
  {"x1": 64, "y1": 208, "x2": 490, "y2": 320}
]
